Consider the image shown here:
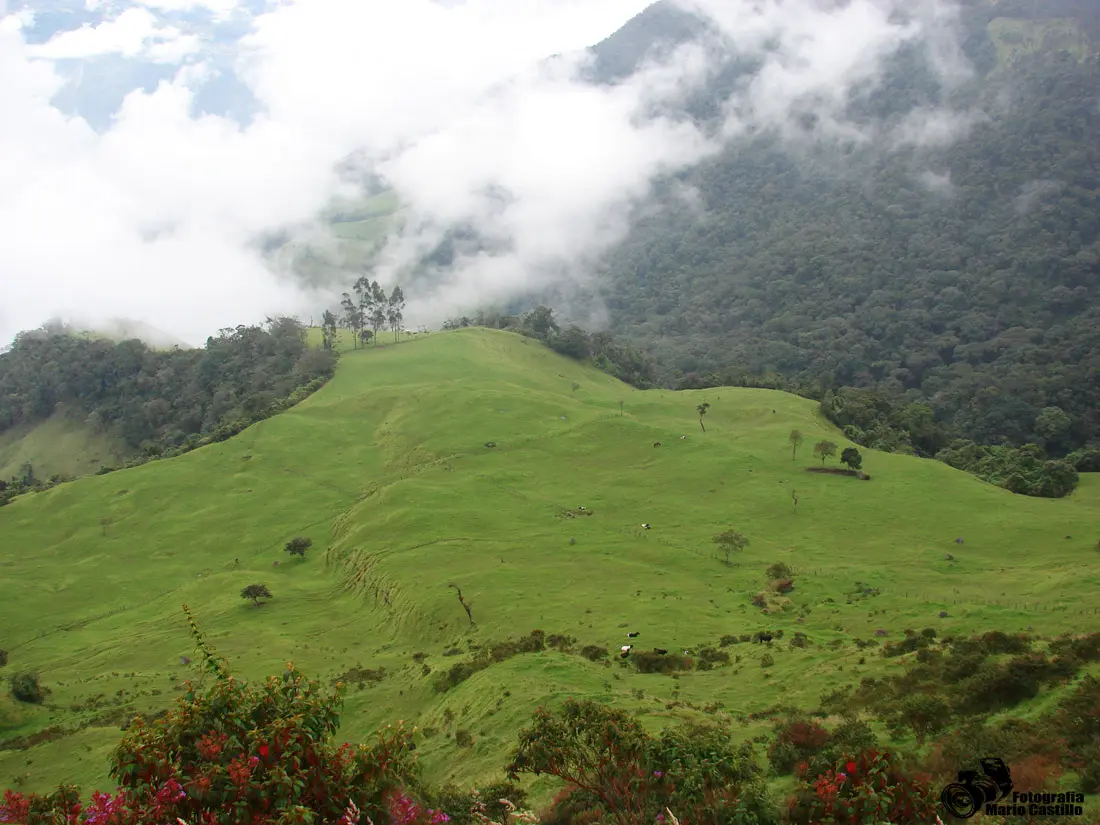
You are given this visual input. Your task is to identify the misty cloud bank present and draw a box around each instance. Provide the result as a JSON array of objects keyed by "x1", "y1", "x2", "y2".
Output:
[{"x1": 0, "y1": 0, "x2": 984, "y2": 347}]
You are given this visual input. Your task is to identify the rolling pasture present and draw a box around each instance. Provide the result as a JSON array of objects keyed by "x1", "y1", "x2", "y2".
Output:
[{"x1": 1, "y1": 327, "x2": 1098, "y2": 801}]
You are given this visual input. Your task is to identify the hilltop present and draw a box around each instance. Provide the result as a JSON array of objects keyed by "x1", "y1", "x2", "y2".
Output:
[
  {"x1": 294, "y1": 0, "x2": 1100, "y2": 456},
  {"x1": 1, "y1": 329, "x2": 1098, "y2": 807}
]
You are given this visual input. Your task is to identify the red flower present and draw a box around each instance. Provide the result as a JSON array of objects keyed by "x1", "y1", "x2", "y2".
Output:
[
  {"x1": 258, "y1": 744, "x2": 270, "y2": 758},
  {"x1": 846, "y1": 761, "x2": 857, "y2": 774}
]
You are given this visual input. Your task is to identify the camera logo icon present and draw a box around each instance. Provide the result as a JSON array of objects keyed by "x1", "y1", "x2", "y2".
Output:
[{"x1": 940, "y1": 758, "x2": 1014, "y2": 819}]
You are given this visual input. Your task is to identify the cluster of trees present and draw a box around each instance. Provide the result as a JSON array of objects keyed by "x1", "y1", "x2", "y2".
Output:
[
  {"x1": 0, "y1": 318, "x2": 336, "y2": 503},
  {"x1": 443, "y1": 305, "x2": 658, "y2": 388},
  {"x1": 585, "y1": 2, "x2": 1100, "y2": 462},
  {"x1": 820, "y1": 386, "x2": 1081, "y2": 497},
  {"x1": 322, "y1": 278, "x2": 406, "y2": 350}
]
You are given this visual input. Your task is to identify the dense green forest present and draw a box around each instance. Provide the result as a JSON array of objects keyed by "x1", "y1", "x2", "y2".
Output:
[
  {"x1": 581, "y1": 0, "x2": 1100, "y2": 459},
  {"x1": 0, "y1": 318, "x2": 335, "y2": 498}
]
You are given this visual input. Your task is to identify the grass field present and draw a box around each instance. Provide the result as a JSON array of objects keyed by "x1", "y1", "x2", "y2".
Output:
[
  {"x1": 1, "y1": 328, "x2": 1098, "y2": 804},
  {"x1": 0, "y1": 412, "x2": 132, "y2": 483}
]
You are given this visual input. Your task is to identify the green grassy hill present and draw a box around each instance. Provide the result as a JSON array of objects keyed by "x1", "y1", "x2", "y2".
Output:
[
  {"x1": 1, "y1": 328, "x2": 1098, "y2": 801},
  {"x1": 0, "y1": 413, "x2": 132, "y2": 483}
]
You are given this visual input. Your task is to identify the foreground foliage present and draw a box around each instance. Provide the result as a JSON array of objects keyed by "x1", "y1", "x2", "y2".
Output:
[{"x1": 4, "y1": 625, "x2": 1100, "y2": 823}]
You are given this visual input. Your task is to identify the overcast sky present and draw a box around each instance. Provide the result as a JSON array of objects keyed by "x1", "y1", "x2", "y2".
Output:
[{"x1": 0, "y1": 0, "x2": 974, "y2": 347}]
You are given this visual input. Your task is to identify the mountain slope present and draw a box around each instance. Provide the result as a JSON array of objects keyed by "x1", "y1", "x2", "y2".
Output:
[
  {"x1": 0, "y1": 412, "x2": 131, "y2": 482},
  {"x1": 590, "y1": 0, "x2": 1100, "y2": 451},
  {"x1": 1, "y1": 329, "x2": 1097, "y2": 798}
]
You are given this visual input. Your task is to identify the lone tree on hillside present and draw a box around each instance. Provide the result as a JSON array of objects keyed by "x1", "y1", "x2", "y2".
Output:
[
  {"x1": 339, "y1": 292, "x2": 364, "y2": 349},
  {"x1": 320, "y1": 311, "x2": 338, "y2": 351},
  {"x1": 241, "y1": 584, "x2": 272, "y2": 606},
  {"x1": 697, "y1": 402, "x2": 711, "y2": 433},
  {"x1": 387, "y1": 285, "x2": 406, "y2": 342},
  {"x1": 713, "y1": 529, "x2": 749, "y2": 565},
  {"x1": 285, "y1": 537, "x2": 312, "y2": 558},
  {"x1": 368, "y1": 281, "x2": 388, "y2": 344},
  {"x1": 840, "y1": 447, "x2": 863, "y2": 471},
  {"x1": 813, "y1": 440, "x2": 838, "y2": 466},
  {"x1": 789, "y1": 429, "x2": 804, "y2": 460}
]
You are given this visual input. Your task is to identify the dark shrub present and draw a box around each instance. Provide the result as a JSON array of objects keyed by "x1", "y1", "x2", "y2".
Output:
[
  {"x1": 632, "y1": 652, "x2": 693, "y2": 674},
  {"x1": 767, "y1": 562, "x2": 793, "y2": 580},
  {"x1": 580, "y1": 645, "x2": 609, "y2": 662},
  {"x1": 698, "y1": 647, "x2": 730, "y2": 665},
  {"x1": 284, "y1": 536, "x2": 312, "y2": 556},
  {"x1": 10, "y1": 672, "x2": 44, "y2": 704},
  {"x1": 0, "y1": 649, "x2": 7, "y2": 667},
  {"x1": 546, "y1": 634, "x2": 575, "y2": 652}
]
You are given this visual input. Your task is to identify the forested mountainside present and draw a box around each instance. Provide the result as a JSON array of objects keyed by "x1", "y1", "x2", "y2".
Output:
[
  {"x1": 0, "y1": 319, "x2": 335, "y2": 491},
  {"x1": 586, "y1": 0, "x2": 1100, "y2": 454}
]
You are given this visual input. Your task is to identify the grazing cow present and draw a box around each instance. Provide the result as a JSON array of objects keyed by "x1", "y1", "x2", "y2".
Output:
[
  {"x1": 641, "y1": 523, "x2": 651, "y2": 530},
  {"x1": 627, "y1": 631, "x2": 640, "y2": 638},
  {"x1": 578, "y1": 506, "x2": 587, "y2": 511},
  {"x1": 654, "y1": 648, "x2": 668, "y2": 655},
  {"x1": 654, "y1": 442, "x2": 662, "y2": 447},
  {"x1": 756, "y1": 631, "x2": 773, "y2": 643},
  {"x1": 680, "y1": 435, "x2": 687, "y2": 440},
  {"x1": 955, "y1": 537, "x2": 964, "y2": 544},
  {"x1": 621, "y1": 644, "x2": 633, "y2": 652}
]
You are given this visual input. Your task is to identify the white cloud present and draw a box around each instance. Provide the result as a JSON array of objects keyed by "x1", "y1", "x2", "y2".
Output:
[
  {"x1": 133, "y1": 0, "x2": 241, "y2": 20},
  {"x1": 0, "y1": 0, "x2": 977, "y2": 346},
  {"x1": 25, "y1": 7, "x2": 199, "y2": 62},
  {"x1": 892, "y1": 106, "x2": 987, "y2": 148}
]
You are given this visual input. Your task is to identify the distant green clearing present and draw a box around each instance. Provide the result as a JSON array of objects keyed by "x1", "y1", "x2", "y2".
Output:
[
  {"x1": 0, "y1": 412, "x2": 131, "y2": 482},
  {"x1": 988, "y1": 17, "x2": 1091, "y2": 67},
  {"x1": 1, "y1": 328, "x2": 1097, "y2": 802}
]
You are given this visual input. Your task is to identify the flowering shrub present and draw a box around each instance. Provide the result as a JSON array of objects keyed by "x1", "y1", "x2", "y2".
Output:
[
  {"x1": 786, "y1": 748, "x2": 937, "y2": 825},
  {"x1": 507, "y1": 699, "x2": 778, "y2": 825},
  {"x1": 767, "y1": 719, "x2": 831, "y2": 776},
  {"x1": 0, "y1": 604, "x2": 442, "y2": 825}
]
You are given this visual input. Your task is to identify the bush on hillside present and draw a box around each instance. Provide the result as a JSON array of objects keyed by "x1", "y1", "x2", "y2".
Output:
[
  {"x1": 766, "y1": 562, "x2": 792, "y2": 581},
  {"x1": 580, "y1": 645, "x2": 609, "y2": 662},
  {"x1": 631, "y1": 651, "x2": 693, "y2": 674},
  {"x1": 9, "y1": 673, "x2": 44, "y2": 704},
  {"x1": 507, "y1": 700, "x2": 778, "y2": 825},
  {"x1": 425, "y1": 781, "x2": 529, "y2": 825},
  {"x1": 0, "y1": 649, "x2": 7, "y2": 667},
  {"x1": 786, "y1": 748, "x2": 936, "y2": 825},
  {"x1": 767, "y1": 718, "x2": 831, "y2": 776}
]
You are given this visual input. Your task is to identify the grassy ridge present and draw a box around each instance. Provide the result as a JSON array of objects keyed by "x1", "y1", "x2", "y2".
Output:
[
  {"x1": 0, "y1": 413, "x2": 131, "y2": 482},
  {"x1": 1, "y1": 328, "x2": 1098, "y2": 800}
]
